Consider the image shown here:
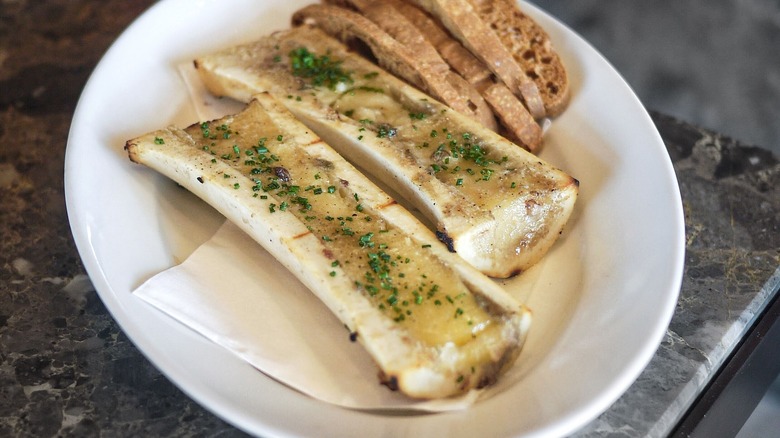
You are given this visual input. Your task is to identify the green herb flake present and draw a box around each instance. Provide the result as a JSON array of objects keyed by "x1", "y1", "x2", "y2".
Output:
[
  {"x1": 359, "y1": 232, "x2": 375, "y2": 248},
  {"x1": 288, "y1": 46, "x2": 353, "y2": 90},
  {"x1": 376, "y1": 124, "x2": 396, "y2": 138}
]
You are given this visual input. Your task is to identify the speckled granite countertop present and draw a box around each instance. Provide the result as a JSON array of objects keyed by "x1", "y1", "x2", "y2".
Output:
[{"x1": 1, "y1": 1, "x2": 778, "y2": 437}]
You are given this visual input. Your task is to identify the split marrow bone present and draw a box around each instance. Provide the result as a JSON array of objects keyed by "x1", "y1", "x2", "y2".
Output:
[{"x1": 125, "y1": 94, "x2": 531, "y2": 399}]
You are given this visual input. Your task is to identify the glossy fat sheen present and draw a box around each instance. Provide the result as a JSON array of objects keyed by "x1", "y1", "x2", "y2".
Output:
[
  {"x1": 194, "y1": 26, "x2": 578, "y2": 278},
  {"x1": 125, "y1": 94, "x2": 531, "y2": 399}
]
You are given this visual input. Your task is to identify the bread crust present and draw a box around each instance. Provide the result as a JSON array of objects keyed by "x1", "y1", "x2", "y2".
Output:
[
  {"x1": 468, "y1": 0, "x2": 570, "y2": 116},
  {"x1": 410, "y1": 0, "x2": 546, "y2": 119},
  {"x1": 385, "y1": 0, "x2": 541, "y2": 150},
  {"x1": 293, "y1": 4, "x2": 497, "y2": 130},
  {"x1": 482, "y1": 82, "x2": 541, "y2": 151},
  {"x1": 358, "y1": 0, "x2": 498, "y2": 131},
  {"x1": 319, "y1": 0, "x2": 570, "y2": 147}
]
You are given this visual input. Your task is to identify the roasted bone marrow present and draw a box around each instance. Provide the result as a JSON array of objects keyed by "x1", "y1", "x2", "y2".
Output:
[{"x1": 125, "y1": 94, "x2": 531, "y2": 399}]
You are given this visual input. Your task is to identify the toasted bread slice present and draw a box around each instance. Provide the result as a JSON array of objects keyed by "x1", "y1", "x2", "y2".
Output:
[
  {"x1": 292, "y1": 4, "x2": 496, "y2": 131},
  {"x1": 126, "y1": 94, "x2": 531, "y2": 399},
  {"x1": 409, "y1": 0, "x2": 546, "y2": 119},
  {"x1": 324, "y1": 0, "x2": 499, "y2": 132},
  {"x1": 385, "y1": 0, "x2": 491, "y2": 87},
  {"x1": 194, "y1": 26, "x2": 578, "y2": 278},
  {"x1": 467, "y1": 0, "x2": 570, "y2": 116},
  {"x1": 384, "y1": 0, "x2": 542, "y2": 151}
]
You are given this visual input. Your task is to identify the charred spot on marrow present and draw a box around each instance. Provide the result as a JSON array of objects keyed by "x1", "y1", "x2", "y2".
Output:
[
  {"x1": 273, "y1": 166, "x2": 291, "y2": 182},
  {"x1": 436, "y1": 230, "x2": 456, "y2": 252},
  {"x1": 379, "y1": 373, "x2": 399, "y2": 391}
]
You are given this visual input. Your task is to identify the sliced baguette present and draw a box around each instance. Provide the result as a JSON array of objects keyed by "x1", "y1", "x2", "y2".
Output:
[
  {"x1": 194, "y1": 26, "x2": 578, "y2": 278},
  {"x1": 331, "y1": 0, "x2": 499, "y2": 132},
  {"x1": 125, "y1": 94, "x2": 531, "y2": 399},
  {"x1": 467, "y1": 0, "x2": 570, "y2": 116},
  {"x1": 329, "y1": 0, "x2": 541, "y2": 151},
  {"x1": 382, "y1": 0, "x2": 542, "y2": 151},
  {"x1": 292, "y1": 4, "x2": 496, "y2": 131},
  {"x1": 409, "y1": 0, "x2": 546, "y2": 119}
]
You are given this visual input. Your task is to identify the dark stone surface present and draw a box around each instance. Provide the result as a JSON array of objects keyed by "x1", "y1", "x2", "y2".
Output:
[
  {"x1": 532, "y1": 0, "x2": 780, "y2": 157},
  {"x1": 1, "y1": 1, "x2": 777, "y2": 437},
  {"x1": 1, "y1": 1, "x2": 245, "y2": 436}
]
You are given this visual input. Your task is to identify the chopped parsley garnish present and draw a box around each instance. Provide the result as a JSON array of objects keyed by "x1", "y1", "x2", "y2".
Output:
[{"x1": 288, "y1": 47, "x2": 353, "y2": 89}]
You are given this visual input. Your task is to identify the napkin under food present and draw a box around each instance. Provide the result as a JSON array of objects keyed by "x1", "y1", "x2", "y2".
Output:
[{"x1": 131, "y1": 63, "x2": 489, "y2": 411}]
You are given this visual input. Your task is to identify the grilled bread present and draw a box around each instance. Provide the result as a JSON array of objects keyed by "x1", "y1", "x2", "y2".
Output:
[
  {"x1": 382, "y1": 0, "x2": 543, "y2": 150},
  {"x1": 467, "y1": 0, "x2": 570, "y2": 116},
  {"x1": 194, "y1": 26, "x2": 578, "y2": 278},
  {"x1": 292, "y1": 4, "x2": 497, "y2": 132},
  {"x1": 323, "y1": 0, "x2": 542, "y2": 150},
  {"x1": 126, "y1": 93, "x2": 532, "y2": 399},
  {"x1": 409, "y1": 0, "x2": 546, "y2": 119}
]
